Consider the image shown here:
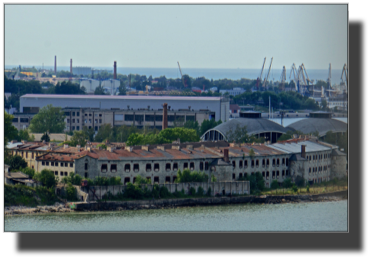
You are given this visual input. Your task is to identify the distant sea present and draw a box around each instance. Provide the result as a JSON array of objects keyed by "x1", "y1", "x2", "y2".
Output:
[{"x1": 4, "y1": 65, "x2": 344, "y2": 85}]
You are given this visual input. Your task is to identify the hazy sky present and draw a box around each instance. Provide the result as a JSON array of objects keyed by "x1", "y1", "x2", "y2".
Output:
[{"x1": 5, "y1": 4, "x2": 347, "y2": 69}]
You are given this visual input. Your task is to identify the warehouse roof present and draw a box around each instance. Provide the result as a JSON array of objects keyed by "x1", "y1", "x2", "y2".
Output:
[
  {"x1": 203, "y1": 118, "x2": 287, "y2": 139},
  {"x1": 20, "y1": 94, "x2": 222, "y2": 101},
  {"x1": 267, "y1": 140, "x2": 333, "y2": 154},
  {"x1": 285, "y1": 118, "x2": 347, "y2": 137}
]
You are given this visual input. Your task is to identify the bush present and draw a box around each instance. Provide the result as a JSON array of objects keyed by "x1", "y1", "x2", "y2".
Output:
[
  {"x1": 283, "y1": 178, "x2": 293, "y2": 188},
  {"x1": 292, "y1": 185, "x2": 298, "y2": 193},
  {"x1": 207, "y1": 187, "x2": 212, "y2": 197},
  {"x1": 271, "y1": 180, "x2": 279, "y2": 190},
  {"x1": 159, "y1": 186, "x2": 172, "y2": 199},
  {"x1": 173, "y1": 189, "x2": 186, "y2": 198},
  {"x1": 196, "y1": 186, "x2": 204, "y2": 197},
  {"x1": 306, "y1": 183, "x2": 310, "y2": 193},
  {"x1": 175, "y1": 169, "x2": 208, "y2": 183},
  {"x1": 9, "y1": 155, "x2": 27, "y2": 171},
  {"x1": 65, "y1": 183, "x2": 78, "y2": 201},
  {"x1": 295, "y1": 176, "x2": 305, "y2": 187},
  {"x1": 189, "y1": 187, "x2": 196, "y2": 196}
]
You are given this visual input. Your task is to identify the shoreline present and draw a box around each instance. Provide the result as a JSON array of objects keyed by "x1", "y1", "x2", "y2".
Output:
[{"x1": 4, "y1": 190, "x2": 347, "y2": 216}]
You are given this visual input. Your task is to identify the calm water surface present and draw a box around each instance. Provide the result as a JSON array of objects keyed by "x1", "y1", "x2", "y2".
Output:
[{"x1": 5, "y1": 201, "x2": 347, "y2": 232}]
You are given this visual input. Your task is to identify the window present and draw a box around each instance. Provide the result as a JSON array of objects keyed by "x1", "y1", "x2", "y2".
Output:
[
  {"x1": 72, "y1": 112, "x2": 75, "y2": 116},
  {"x1": 77, "y1": 119, "x2": 79, "y2": 123},
  {"x1": 125, "y1": 164, "x2": 130, "y2": 172},
  {"x1": 77, "y1": 112, "x2": 80, "y2": 116},
  {"x1": 173, "y1": 163, "x2": 178, "y2": 171},
  {"x1": 95, "y1": 119, "x2": 98, "y2": 124},
  {"x1": 184, "y1": 163, "x2": 188, "y2": 169},
  {"x1": 190, "y1": 162, "x2": 194, "y2": 170},
  {"x1": 124, "y1": 177, "x2": 130, "y2": 185},
  {"x1": 21, "y1": 152, "x2": 24, "y2": 157},
  {"x1": 277, "y1": 159, "x2": 280, "y2": 166},
  {"x1": 55, "y1": 162, "x2": 58, "y2": 166},
  {"x1": 54, "y1": 171, "x2": 58, "y2": 175},
  {"x1": 262, "y1": 171, "x2": 265, "y2": 177},
  {"x1": 166, "y1": 163, "x2": 171, "y2": 171},
  {"x1": 200, "y1": 162, "x2": 204, "y2": 171},
  {"x1": 154, "y1": 163, "x2": 159, "y2": 172},
  {"x1": 84, "y1": 119, "x2": 87, "y2": 123},
  {"x1": 32, "y1": 152, "x2": 34, "y2": 159},
  {"x1": 89, "y1": 126, "x2": 92, "y2": 129},
  {"x1": 244, "y1": 160, "x2": 248, "y2": 168},
  {"x1": 146, "y1": 177, "x2": 151, "y2": 183},
  {"x1": 61, "y1": 162, "x2": 63, "y2": 167},
  {"x1": 60, "y1": 171, "x2": 63, "y2": 176},
  {"x1": 154, "y1": 177, "x2": 159, "y2": 183},
  {"x1": 272, "y1": 171, "x2": 275, "y2": 178},
  {"x1": 99, "y1": 119, "x2": 102, "y2": 123},
  {"x1": 256, "y1": 160, "x2": 259, "y2": 167},
  {"x1": 165, "y1": 176, "x2": 171, "y2": 183},
  {"x1": 72, "y1": 126, "x2": 75, "y2": 130},
  {"x1": 99, "y1": 114, "x2": 102, "y2": 117},
  {"x1": 232, "y1": 174, "x2": 236, "y2": 179},
  {"x1": 205, "y1": 162, "x2": 209, "y2": 170},
  {"x1": 89, "y1": 114, "x2": 92, "y2": 117},
  {"x1": 25, "y1": 152, "x2": 28, "y2": 159},
  {"x1": 70, "y1": 163, "x2": 73, "y2": 167},
  {"x1": 51, "y1": 162, "x2": 54, "y2": 166},
  {"x1": 146, "y1": 163, "x2": 152, "y2": 172},
  {"x1": 65, "y1": 163, "x2": 68, "y2": 167},
  {"x1": 67, "y1": 119, "x2": 70, "y2": 123},
  {"x1": 233, "y1": 161, "x2": 236, "y2": 168},
  {"x1": 239, "y1": 173, "x2": 242, "y2": 179},
  {"x1": 84, "y1": 172, "x2": 88, "y2": 178},
  {"x1": 85, "y1": 163, "x2": 88, "y2": 170},
  {"x1": 286, "y1": 158, "x2": 289, "y2": 166},
  {"x1": 266, "y1": 159, "x2": 269, "y2": 167},
  {"x1": 276, "y1": 171, "x2": 279, "y2": 177},
  {"x1": 133, "y1": 164, "x2": 139, "y2": 172},
  {"x1": 95, "y1": 126, "x2": 98, "y2": 131},
  {"x1": 133, "y1": 177, "x2": 137, "y2": 184},
  {"x1": 244, "y1": 173, "x2": 247, "y2": 178},
  {"x1": 239, "y1": 160, "x2": 243, "y2": 168},
  {"x1": 266, "y1": 171, "x2": 269, "y2": 179},
  {"x1": 85, "y1": 114, "x2": 87, "y2": 116},
  {"x1": 273, "y1": 159, "x2": 276, "y2": 166},
  {"x1": 282, "y1": 170, "x2": 285, "y2": 177},
  {"x1": 286, "y1": 170, "x2": 289, "y2": 176},
  {"x1": 101, "y1": 164, "x2": 107, "y2": 172},
  {"x1": 251, "y1": 160, "x2": 255, "y2": 167},
  {"x1": 64, "y1": 172, "x2": 68, "y2": 176},
  {"x1": 89, "y1": 119, "x2": 92, "y2": 123},
  {"x1": 309, "y1": 168, "x2": 311, "y2": 173},
  {"x1": 173, "y1": 176, "x2": 177, "y2": 182}
]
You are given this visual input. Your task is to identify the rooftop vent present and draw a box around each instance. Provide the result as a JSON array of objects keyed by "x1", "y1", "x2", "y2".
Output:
[
  {"x1": 142, "y1": 145, "x2": 149, "y2": 151},
  {"x1": 64, "y1": 144, "x2": 69, "y2": 149},
  {"x1": 186, "y1": 145, "x2": 194, "y2": 150},
  {"x1": 157, "y1": 146, "x2": 165, "y2": 151},
  {"x1": 172, "y1": 145, "x2": 181, "y2": 151},
  {"x1": 107, "y1": 146, "x2": 115, "y2": 153},
  {"x1": 125, "y1": 146, "x2": 133, "y2": 152}
]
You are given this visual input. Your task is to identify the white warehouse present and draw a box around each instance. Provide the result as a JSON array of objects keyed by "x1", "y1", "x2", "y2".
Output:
[{"x1": 19, "y1": 94, "x2": 230, "y2": 122}]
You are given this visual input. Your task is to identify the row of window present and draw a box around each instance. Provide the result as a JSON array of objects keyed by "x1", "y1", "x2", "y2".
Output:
[
  {"x1": 232, "y1": 170, "x2": 289, "y2": 180},
  {"x1": 41, "y1": 161, "x2": 73, "y2": 167},
  {"x1": 309, "y1": 165, "x2": 330, "y2": 173},
  {"x1": 65, "y1": 112, "x2": 103, "y2": 118},
  {"x1": 232, "y1": 158, "x2": 289, "y2": 169},
  {"x1": 99, "y1": 162, "x2": 210, "y2": 173},
  {"x1": 69, "y1": 126, "x2": 99, "y2": 131},
  {"x1": 122, "y1": 176, "x2": 177, "y2": 184},
  {"x1": 306, "y1": 153, "x2": 331, "y2": 161},
  {"x1": 54, "y1": 171, "x2": 69, "y2": 176},
  {"x1": 12, "y1": 118, "x2": 29, "y2": 123},
  {"x1": 12, "y1": 150, "x2": 45, "y2": 159}
]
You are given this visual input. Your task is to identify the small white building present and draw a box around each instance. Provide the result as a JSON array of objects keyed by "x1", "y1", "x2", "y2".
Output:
[
  {"x1": 101, "y1": 79, "x2": 120, "y2": 95},
  {"x1": 80, "y1": 79, "x2": 100, "y2": 93},
  {"x1": 219, "y1": 87, "x2": 245, "y2": 96}
]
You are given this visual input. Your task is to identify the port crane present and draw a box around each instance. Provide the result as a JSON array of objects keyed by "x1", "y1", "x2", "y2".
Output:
[
  {"x1": 289, "y1": 63, "x2": 298, "y2": 91},
  {"x1": 262, "y1": 57, "x2": 273, "y2": 89},
  {"x1": 341, "y1": 63, "x2": 348, "y2": 91},
  {"x1": 177, "y1": 61, "x2": 187, "y2": 88},
  {"x1": 256, "y1": 57, "x2": 266, "y2": 89}
]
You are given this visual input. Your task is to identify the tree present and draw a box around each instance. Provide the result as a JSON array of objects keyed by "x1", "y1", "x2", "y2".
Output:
[
  {"x1": 175, "y1": 169, "x2": 208, "y2": 183},
  {"x1": 17, "y1": 129, "x2": 34, "y2": 142},
  {"x1": 4, "y1": 111, "x2": 18, "y2": 145},
  {"x1": 94, "y1": 85, "x2": 106, "y2": 95},
  {"x1": 295, "y1": 176, "x2": 305, "y2": 187},
  {"x1": 41, "y1": 132, "x2": 50, "y2": 142},
  {"x1": 271, "y1": 180, "x2": 279, "y2": 190},
  {"x1": 183, "y1": 120, "x2": 200, "y2": 135},
  {"x1": 199, "y1": 119, "x2": 222, "y2": 136},
  {"x1": 33, "y1": 170, "x2": 57, "y2": 188},
  {"x1": 29, "y1": 104, "x2": 65, "y2": 133},
  {"x1": 118, "y1": 81, "x2": 127, "y2": 95},
  {"x1": 283, "y1": 177, "x2": 292, "y2": 188},
  {"x1": 69, "y1": 130, "x2": 88, "y2": 147},
  {"x1": 82, "y1": 126, "x2": 95, "y2": 142},
  {"x1": 20, "y1": 167, "x2": 35, "y2": 178},
  {"x1": 94, "y1": 124, "x2": 113, "y2": 142},
  {"x1": 9, "y1": 155, "x2": 27, "y2": 171},
  {"x1": 321, "y1": 99, "x2": 328, "y2": 110}
]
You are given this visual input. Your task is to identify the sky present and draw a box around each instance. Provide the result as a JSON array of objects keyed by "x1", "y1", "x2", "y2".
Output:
[{"x1": 4, "y1": 4, "x2": 347, "y2": 69}]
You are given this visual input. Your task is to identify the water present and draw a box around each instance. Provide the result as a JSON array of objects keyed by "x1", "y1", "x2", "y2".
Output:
[
  {"x1": 4, "y1": 66, "x2": 344, "y2": 85},
  {"x1": 5, "y1": 201, "x2": 347, "y2": 232}
]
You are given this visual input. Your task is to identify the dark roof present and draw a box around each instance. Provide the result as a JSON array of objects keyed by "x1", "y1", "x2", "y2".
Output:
[
  {"x1": 207, "y1": 118, "x2": 287, "y2": 138},
  {"x1": 286, "y1": 118, "x2": 347, "y2": 137},
  {"x1": 289, "y1": 154, "x2": 307, "y2": 161},
  {"x1": 209, "y1": 158, "x2": 232, "y2": 166}
]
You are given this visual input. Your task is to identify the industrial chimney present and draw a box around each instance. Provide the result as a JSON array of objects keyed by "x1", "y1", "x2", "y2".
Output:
[
  {"x1": 54, "y1": 56, "x2": 57, "y2": 74},
  {"x1": 162, "y1": 103, "x2": 168, "y2": 130},
  {"x1": 114, "y1": 61, "x2": 117, "y2": 79},
  {"x1": 301, "y1": 145, "x2": 306, "y2": 159},
  {"x1": 223, "y1": 148, "x2": 229, "y2": 163}
]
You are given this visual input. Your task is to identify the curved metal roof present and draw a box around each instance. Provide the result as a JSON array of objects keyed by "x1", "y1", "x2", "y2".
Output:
[
  {"x1": 203, "y1": 118, "x2": 287, "y2": 138},
  {"x1": 286, "y1": 118, "x2": 347, "y2": 137}
]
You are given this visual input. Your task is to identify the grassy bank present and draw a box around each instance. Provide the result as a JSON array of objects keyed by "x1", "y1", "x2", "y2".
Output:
[
  {"x1": 261, "y1": 178, "x2": 348, "y2": 196},
  {"x1": 5, "y1": 184, "x2": 60, "y2": 207}
]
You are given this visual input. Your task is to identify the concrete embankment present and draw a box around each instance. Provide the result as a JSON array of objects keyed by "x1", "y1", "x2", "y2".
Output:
[{"x1": 74, "y1": 190, "x2": 347, "y2": 212}]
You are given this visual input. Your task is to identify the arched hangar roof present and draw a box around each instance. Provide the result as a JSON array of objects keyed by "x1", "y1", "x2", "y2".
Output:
[
  {"x1": 202, "y1": 118, "x2": 287, "y2": 139},
  {"x1": 285, "y1": 118, "x2": 347, "y2": 137}
]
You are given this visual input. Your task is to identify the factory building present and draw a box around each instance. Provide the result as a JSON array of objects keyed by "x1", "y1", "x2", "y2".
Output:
[
  {"x1": 7, "y1": 137, "x2": 347, "y2": 188},
  {"x1": 101, "y1": 79, "x2": 120, "y2": 95},
  {"x1": 20, "y1": 94, "x2": 230, "y2": 122},
  {"x1": 72, "y1": 67, "x2": 92, "y2": 76},
  {"x1": 79, "y1": 79, "x2": 100, "y2": 93}
]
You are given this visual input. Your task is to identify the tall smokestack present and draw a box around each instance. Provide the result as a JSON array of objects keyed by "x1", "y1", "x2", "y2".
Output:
[
  {"x1": 54, "y1": 56, "x2": 57, "y2": 74},
  {"x1": 114, "y1": 61, "x2": 117, "y2": 79},
  {"x1": 162, "y1": 103, "x2": 168, "y2": 130},
  {"x1": 301, "y1": 145, "x2": 306, "y2": 159}
]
